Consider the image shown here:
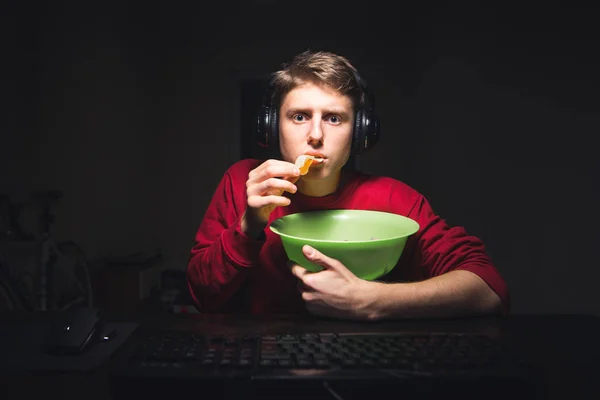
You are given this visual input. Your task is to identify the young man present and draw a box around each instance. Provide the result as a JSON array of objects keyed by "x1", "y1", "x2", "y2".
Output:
[{"x1": 187, "y1": 50, "x2": 508, "y2": 320}]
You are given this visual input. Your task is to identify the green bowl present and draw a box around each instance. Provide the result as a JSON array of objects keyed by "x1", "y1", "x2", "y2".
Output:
[{"x1": 269, "y1": 209, "x2": 420, "y2": 280}]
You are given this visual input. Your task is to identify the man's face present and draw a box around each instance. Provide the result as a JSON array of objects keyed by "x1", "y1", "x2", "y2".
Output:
[{"x1": 278, "y1": 82, "x2": 354, "y2": 182}]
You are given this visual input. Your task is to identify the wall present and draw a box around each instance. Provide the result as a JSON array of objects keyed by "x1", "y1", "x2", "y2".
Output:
[{"x1": 4, "y1": 2, "x2": 599, "y2": 315}]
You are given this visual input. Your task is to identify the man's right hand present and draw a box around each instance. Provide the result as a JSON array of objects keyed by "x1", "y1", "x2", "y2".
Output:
[{"x1": 241, "y1": 159, "x2": 300, "y2": 239}]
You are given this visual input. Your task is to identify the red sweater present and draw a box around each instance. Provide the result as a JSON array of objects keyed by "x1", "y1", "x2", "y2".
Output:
[{"x1": 187, "y1": 159, "x2": 509, "y2": 315}]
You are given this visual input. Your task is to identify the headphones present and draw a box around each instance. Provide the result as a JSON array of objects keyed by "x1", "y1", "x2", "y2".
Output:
[{"x1": 255, "y1": 70, "x2": 380, "y2": 156}]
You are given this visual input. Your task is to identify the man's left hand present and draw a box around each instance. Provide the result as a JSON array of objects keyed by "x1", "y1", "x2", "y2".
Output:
[{"x1": 288, "y1": 245, "x2": 377, "y2": 320}]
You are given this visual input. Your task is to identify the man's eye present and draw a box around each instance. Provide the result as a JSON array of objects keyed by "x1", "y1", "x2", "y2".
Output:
[
  {"x1": 292, "y1": 114, "x2": 307, "y2": 122},
  {"x1": 327, "y1": 115, "x2": 341, "y2": 124}
]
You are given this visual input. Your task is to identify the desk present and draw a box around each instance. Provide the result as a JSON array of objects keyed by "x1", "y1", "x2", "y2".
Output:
[{"x1": 1, "y1": 312, "x2": 599, "y2": 400}]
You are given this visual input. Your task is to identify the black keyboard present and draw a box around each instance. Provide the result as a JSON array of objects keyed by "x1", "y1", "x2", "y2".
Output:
[{"x1": 111, "y1": 329, "x2": 533, "y2": 381}]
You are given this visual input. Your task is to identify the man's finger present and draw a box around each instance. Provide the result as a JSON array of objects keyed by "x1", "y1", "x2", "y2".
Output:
[
  {"x1": 297, "y1": 279, "x2": 316, "y2": 294},
  {"x1": 302, "y1": 245, "x2": 341, "y2": 270},
  {"x1": 259, "y1": 160, "x2": 300, "y2": 181},
  {"x1": 289, "y1": 262, "x2": 309, "y2": 280}
]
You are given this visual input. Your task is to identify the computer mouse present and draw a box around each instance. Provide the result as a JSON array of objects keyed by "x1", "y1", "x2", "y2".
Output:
[{"x1": 44, "y1": 307, "x2": 103, "y2": 356}]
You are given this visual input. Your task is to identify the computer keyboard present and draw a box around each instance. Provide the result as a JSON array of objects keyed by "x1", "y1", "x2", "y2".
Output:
[{"x1": 111, "y1": 329, "x2": 533, "y2": 380}]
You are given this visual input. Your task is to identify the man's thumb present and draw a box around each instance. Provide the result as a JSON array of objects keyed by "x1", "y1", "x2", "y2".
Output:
[
  {"x1": 302, "y1": 245, "x2": 316, "y2": 258},
  {"x1": 302, "y1": 245, "x2": 336, "y2": 269}
]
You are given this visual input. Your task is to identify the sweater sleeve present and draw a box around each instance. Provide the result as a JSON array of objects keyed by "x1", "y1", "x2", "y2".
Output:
[
  {"x1": 405, "y1": 194, "x2": 510, "y2": 314},
  {"x1": 186, "y1": 161, "x2": 264, "y2": 312}
]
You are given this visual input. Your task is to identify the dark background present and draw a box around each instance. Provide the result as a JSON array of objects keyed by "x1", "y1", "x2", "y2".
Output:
[{"x1": 2, "y1": 1, "x2": 599, "y2": 315}]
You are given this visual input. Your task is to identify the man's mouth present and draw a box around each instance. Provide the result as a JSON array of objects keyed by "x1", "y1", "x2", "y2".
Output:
[{"x1": 305, "y1": 153, "x2": 325, "y2": 163}]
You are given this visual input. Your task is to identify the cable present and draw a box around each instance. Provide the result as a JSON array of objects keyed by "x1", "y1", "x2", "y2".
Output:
[
  {"x1": 0, "y1": 280, "x2": 16, "y2": 311},
  {"x1": 0, "y1": 254, "x2": 35, "y2": 311},
  {"x1": 322, "y1": 381, "x2": 345, "y2": 400},
  {"x1": 57, "y1": 240, "x2": 94, "y2": 308}
]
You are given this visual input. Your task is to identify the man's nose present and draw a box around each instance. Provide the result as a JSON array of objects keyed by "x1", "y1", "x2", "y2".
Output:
[{"x1": 308, "y1": 119, "x2": 324, "y2": 144}]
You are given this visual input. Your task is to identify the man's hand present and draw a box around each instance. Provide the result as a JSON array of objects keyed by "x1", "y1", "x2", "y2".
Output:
[
  {"x1": 289, "y1": 245, "x2": 378, "y2": 320},
  {"x1": 241, "y1": 159, "x2": 300, "y2": 238},
  {"x1": 290, "y1": 246, "x2": 505, "y2": 321}
]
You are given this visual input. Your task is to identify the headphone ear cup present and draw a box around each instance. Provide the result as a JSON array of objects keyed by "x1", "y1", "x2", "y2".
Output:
[
  {"x1": 268, "y1": 105, "x2": 279, "y2": 151},
  {"x1": 256, "y1": 104, "x2": 270, "y2": 148},
  {"x1": 363, "y1": 108, "x2": 380, "y2": 151},
  {"x1": 256, "y1": 82, "x2": 278, "y2": 150},
  {"x1": 256, "y1": 101, "x2": 279, "y2": 150},
  {"x1": 351, "y1": 70, "x2": 380, "y2": 155},
  {"x1": 353, "y1": 105, "x2": 380, "y2": 155},
  {"x1": 352, "y1": 108, "x2": 365, "y2": 156}
]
